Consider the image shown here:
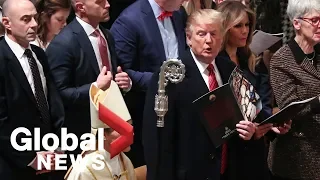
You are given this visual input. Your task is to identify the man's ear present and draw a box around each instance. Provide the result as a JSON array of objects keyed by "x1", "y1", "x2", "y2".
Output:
[
  {"x1": 2, "y1": 17, "x2": 11, "y2": 31},
  {"x1": 75, "y1": 1, "x2": 85, "y2": 14},
  {"x1": 293, "y1": 19, "x2": 301, "y2": 31}
]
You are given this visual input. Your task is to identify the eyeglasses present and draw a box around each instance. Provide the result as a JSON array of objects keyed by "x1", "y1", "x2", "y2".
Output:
[{"x1": 298, "y1": 16, "x2": 320, "y2": 27}]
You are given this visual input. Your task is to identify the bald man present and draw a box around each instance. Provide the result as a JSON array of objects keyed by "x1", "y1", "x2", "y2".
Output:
[{"x1": 0, "y1": 0, "x2": 64, "y2": 179}]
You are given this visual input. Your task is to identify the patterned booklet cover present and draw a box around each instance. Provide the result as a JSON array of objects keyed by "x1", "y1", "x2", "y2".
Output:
[
  {"x1": 229, "y1": 67, "x2": 262, "y2": 122},
  {"x1": 192, "y1": 67, "x2": 262, "y2": 147}
]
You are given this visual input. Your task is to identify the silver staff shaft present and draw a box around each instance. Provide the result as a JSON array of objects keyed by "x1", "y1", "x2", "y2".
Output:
[{"x1": 155, "y1": 59, "x2": 185, "y2": 127}]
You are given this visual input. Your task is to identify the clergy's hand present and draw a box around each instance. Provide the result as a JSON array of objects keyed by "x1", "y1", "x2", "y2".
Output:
[
  {"x1": 236, "y1": 120, "x2": 256, "y2": 140},
  {"x1": 254, "y1": 123, "x2": 273, "y2": 140},
  {"x1": 272, "y1": 120, "x2": 292, "y2": 134},
  {"x1": 96, "y1": 66, "x2": 113, "y2": 90},
  {"x1": 115, "y1": 66, "x2": 131, "y2": 90}
]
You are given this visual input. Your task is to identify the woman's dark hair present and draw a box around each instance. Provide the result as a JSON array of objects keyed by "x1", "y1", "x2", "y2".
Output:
[{"x1": 35, "y1": 0, "x2": 71, "y2": 45}]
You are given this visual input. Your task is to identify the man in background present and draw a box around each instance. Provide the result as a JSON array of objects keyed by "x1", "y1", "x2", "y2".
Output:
[
  {"x1": 46, "y1": 0, "x2": 131, "y2": 167},
  {"x1": 0, "y1": 0, "x2": 64, "y2": 179},
  {"x1": 110, "y1": 0, "x2": 188, "y2": 167}
]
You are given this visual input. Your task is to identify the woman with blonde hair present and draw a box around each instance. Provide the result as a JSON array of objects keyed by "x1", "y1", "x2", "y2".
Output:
[
  {"x1": 182, "y1": 0, "x2": 216, "y2": 15},
  {"x1": 217, "y1": 1, "x2": 273, "y2": 123},
  {"x1": 216, "y1": 1, "x2": 284, "y2": 179}
]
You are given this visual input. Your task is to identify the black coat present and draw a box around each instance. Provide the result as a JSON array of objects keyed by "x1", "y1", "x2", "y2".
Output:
[
  {"x1": 143, "y1": 48, "x2": 271, "y2": 180},
  {"x1": 143, "y1": 49, "x2": 232, "y2": 180},
  {"x1": 0, "y1": 37, "x2": 64, "y2": 179},
  {"x1": 46, "y1": 19, "x2": 118, "y2": 152}
]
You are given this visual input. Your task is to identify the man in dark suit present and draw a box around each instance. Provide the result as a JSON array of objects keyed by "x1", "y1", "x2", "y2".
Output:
[
  {"x1": 46, "y1": 0, "x2": 131, "y2": 149},
  {"x1": 143, "y1": 9, "x2": 256, "y2": 180},
  {"x1": 46, "y1": 0, "x2": 131, "y2": 170},
  {"x1": 110, "y1": 0, "x2": 188, "y2": 167},
  {"x1": 0, "y1": 0, "x2": 64, "y2": 179}
]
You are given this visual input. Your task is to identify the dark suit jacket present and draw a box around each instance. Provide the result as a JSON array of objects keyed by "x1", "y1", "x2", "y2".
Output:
[
  {"x1": 46, "y1": 19, "x2": 117, "y2": 150},
  {"x1": 110, "y1": 0, "x2": 186, "y2": 92},
  {"x1": 217, "y1": 50, "x2": 271, "y2": 180},
  {"x1": 102, "y1": 0, "x2": 136, "y2": 29},
  {"x1": 144, "y1": 48, "x2": 271, "y2": 180},
  {"x1": 269, "y1": 38, "x2": 320, "y2": 179},
  {"x1": 0, "y1": 38, "x2": 64, "y2": 179},
  {"x1": 143, "y1": 49, "x2": 234, "y2": 180},
  {"x1": 110, "y1": 0, "x2": 187, "y2": 166}
]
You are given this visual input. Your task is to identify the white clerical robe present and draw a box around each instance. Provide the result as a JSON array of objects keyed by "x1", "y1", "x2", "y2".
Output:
[{"x1": 65, "y1": 150, "x2": 136, "y2": 180}]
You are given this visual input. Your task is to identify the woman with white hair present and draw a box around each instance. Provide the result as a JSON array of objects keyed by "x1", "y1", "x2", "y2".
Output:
[{"x1": 269, "y1": 0, "x2": 320, "y2": 179}]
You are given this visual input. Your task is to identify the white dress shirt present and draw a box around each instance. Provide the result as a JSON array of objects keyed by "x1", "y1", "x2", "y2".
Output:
[
  {"x1": 77, "y1": 17, "x2": 132, "y2": 91},
  {"x1": 190, "y1": 49, "x2": 223, "y2": 89},
  {"x1": 5, "y1": 34, "x2": 47, "y2": 97},
  {"x1": 148, "y1": 0, "x2": 179, "y2": 59},
  {"x1": 76, "y1": 17, "x2": 112, "y2": 72}
]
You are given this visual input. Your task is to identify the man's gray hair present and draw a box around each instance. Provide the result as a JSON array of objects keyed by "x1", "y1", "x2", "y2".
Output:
[
  {"x1": 287, "y1": 0, "x2": 320, "y2": 21},
  {"x1": 186, "y1": 9, "x2": 224, "y2": 36}
]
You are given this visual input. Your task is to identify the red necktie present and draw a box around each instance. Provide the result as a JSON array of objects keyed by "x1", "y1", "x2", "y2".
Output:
[
  {"x1": 158, "y1": 11, "x2": 173, "y2": 21},
  {"x1": 207, "y1": 64, "x2": 218, "y2": 90},
  {"x1": 94, "y1": 29, "x2": 110, "y2": 71},
  {"x1": 207, "y1": 64, "x2": 228, "y2": 174}
]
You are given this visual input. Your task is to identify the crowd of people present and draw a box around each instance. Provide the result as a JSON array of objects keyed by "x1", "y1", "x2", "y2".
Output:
[{"x1": 0, "y1": 0, "x2": 319, "y2": 180}]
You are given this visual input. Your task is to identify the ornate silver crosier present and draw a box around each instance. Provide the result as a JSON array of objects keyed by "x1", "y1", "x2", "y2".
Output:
[{"x1": 155, "y1": 59, "x2": 186, "y2": 127}]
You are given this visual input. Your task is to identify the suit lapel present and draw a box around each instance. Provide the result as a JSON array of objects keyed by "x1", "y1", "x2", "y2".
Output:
[
  {"x1": 215, "y1": 55, "x2": 236, "y2": 84},
  {"x1": 171, "y1": 11, "x2": 186, "y2": 58},
  {"x1": 141, "y1": 0, "x2": 166, "y2": 62},
  {"x1": 3, "y1": 40, "x2": 37, "y2": 104},
  {"x1": 185, "y1": 50, "x2": 236, "y2": 99},
  {"x1": 288, "y1": 40, "x2": 320, "y2": 80},
  {"x1": 71, "y1": 20, "x2": 100, "y2": 76},
  {"x1": 183, "y1": 50, "x2": 209, "y2": 98},
  {"x1": 300, "y1": 56, "x2": 320, "y2": 79}
]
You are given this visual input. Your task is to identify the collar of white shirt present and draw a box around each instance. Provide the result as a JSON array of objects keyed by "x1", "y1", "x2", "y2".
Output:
[
  {"x1": 5, "y1": 34, "x2": 32, "y2": 59},
  {"x1": 190, "y1": 49, "x2": 223, "y2": 87},
  {"x1": 148, "y1": 0, "x2": 164, "y2": 19},
  {"x1": 76, "y1": 16, "x2": 100, "y2": 37},
  {"x1": 190, "y1": 48, "x2": 216, "y2": 74}
]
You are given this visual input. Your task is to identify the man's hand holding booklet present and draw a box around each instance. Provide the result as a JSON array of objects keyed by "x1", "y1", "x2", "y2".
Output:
[{"x1": 193, "y1": 67, "x2": 320, "y2": 147}]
